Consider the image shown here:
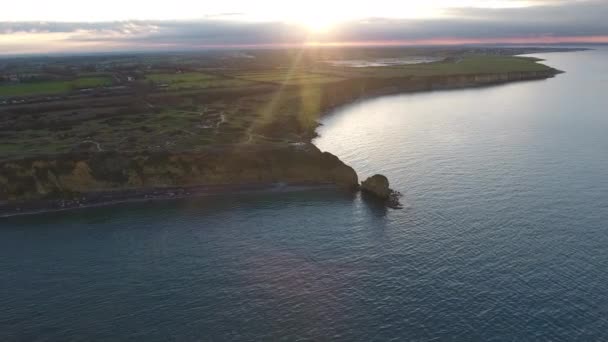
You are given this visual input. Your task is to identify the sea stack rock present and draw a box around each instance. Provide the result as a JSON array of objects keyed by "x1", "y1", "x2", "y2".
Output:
[
  {"x1": 361, "y1": 174, "x2": 402, "y2": 208},
  {"x1": 361, "y1": 174, "x2": 391, "y2": 199}
]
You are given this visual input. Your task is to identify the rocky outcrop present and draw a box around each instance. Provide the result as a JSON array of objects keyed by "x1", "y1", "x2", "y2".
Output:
[
  {"x1": 361, "y1": 174, "x2": 402, "y2": 208},
  {"x1": 0, "y1": 144, "x2": 358, "y2": 203},
  {"x1": 361, "y1": 174, "x2": 391, "y2": 199}
]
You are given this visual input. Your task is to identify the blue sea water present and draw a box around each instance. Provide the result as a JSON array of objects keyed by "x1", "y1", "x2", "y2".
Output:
[{"x1": 2, "y1": 48, "x2": 608, "y2": 341}]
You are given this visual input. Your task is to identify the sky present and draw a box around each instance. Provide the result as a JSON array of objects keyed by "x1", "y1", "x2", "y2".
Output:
[{"x1": 1, "y1": 0, "x2": 607, "y2": 55}]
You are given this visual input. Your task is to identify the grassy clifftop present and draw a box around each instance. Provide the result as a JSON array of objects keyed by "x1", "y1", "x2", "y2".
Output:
[{"x1": 0, "y1": 61, "x2": 560, "y2": 160}]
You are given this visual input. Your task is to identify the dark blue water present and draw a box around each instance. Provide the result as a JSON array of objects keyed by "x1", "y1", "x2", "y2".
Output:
[{"x1": 3, "y1": 48, "x2": 608, "y2": 341}]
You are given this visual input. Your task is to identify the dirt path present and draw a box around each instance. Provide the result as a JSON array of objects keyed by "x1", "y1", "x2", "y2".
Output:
[{"x1": 81, "y1": 140, "x2": 103, "y2": 152}]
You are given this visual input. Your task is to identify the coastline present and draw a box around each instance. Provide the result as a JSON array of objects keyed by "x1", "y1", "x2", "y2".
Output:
[
  {"x1": 309, "y1": 69, "x2": 562, "y2": 137},
  {"x1": 0, "y1": 183, "x2": 348, "y2": 218},
  {"x1": 0, "y1": 68, "x2": 562, "y2": 218}
]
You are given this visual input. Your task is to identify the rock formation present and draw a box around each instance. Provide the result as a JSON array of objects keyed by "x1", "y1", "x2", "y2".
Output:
[
  {"x1": 361, "y1": 175, "x2": 391, "y2": 199},
  {"x1": 361, "y1": 174, "x2": 402, "y2": 208}
]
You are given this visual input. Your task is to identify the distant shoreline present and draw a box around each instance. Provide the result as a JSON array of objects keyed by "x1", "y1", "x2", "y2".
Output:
[{"x1": 0, "y1": 46, "x2": 592, "y2": 60}]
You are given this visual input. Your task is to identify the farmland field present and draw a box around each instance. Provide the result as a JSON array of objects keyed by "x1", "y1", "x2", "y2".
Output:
[
  {"x1": 321, "y1": 55, "x2": 552, "y2": 78},
  {"x1": 231, "y1": 70, "x2": 344, "y2": 85},
  {"x1": 0, "y1": 48, "x2": 564, "y2": 159},
  {"x1": 147, "y1": 72, "x2": 254, "y2": 89},
  {"x1": 0, "y1": 76, "x2": 112, "y2": 97}
]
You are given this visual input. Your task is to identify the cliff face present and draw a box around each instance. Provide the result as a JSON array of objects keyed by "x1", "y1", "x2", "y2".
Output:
[{"x1": 0, "y1": 144, "x2": 358, "y2": 202}]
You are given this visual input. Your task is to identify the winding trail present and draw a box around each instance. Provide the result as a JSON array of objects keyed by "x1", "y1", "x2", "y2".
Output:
[{"x1": 81, "y1": 140, "x2": 103, "y2": 152}]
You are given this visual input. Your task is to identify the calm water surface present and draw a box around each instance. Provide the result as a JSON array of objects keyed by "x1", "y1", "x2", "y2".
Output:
[{"x1": 3, "y1": 48, "x2": 608, "y2": 341}]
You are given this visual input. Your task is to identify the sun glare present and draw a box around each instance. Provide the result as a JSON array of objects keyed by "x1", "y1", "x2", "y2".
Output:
[
  {"x1": 290, "y1": 12, "x2": 337, "y2": 34},
  {"x1": 283, "y1": 4, "x2": 345, "y2": 34},
  {"x1": 286, "y1": 2, "x2": 438, "y2": 34},
  {"x1": 302, "y1": 19, "x2": 333, "y2": 33}
]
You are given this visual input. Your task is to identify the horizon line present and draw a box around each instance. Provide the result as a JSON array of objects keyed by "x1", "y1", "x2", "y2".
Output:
[{"x1": 1, "y1": 38, "x2": 607, "y2": 58}]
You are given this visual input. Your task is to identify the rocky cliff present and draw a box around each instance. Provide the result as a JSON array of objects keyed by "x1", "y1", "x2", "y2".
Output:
[{"x1": 0, "y1": 144, "x2": 358, "y2": 203}]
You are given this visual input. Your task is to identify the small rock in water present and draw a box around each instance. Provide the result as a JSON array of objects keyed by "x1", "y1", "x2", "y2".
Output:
[
  {"x1": 361, "y1": 174, "x2": 402, "y2": 208},
  {"x1": 361, "y1": 174, "x2": 390, "y2": 199}
]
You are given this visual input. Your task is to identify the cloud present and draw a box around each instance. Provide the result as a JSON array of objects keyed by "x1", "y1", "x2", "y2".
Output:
[{"x1": 0, "y1": 0, "x2": 607, "y2": 55}]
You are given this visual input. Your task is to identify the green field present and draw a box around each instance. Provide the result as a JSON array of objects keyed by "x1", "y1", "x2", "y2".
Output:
[
  {"x1": 71, "y1": 77, "x2": 113, "y2": 88},
  {"x1": 147, "y1": 72, "x2": 253, "y2": 89},
  {"x1": 231, "y1": 70, "x2": 344, "y2": 85},
  {"x1": 324, "y1": 55, "x2": 552, "y2": 78},
  {"x1": 0, "y1": 76, "x2": 112, "y2": 97},
  {"x1": 0, "y1": 49, "x2": 560, "y2": 159}
]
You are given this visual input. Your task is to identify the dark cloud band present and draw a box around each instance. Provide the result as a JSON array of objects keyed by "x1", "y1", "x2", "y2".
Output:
[{"x1": 1, "y1": 0, "x2": 607, "y2": 54}]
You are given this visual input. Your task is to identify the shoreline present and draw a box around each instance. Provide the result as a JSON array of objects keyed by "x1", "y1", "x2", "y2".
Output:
[
  {"x1": 312, "y1": 69, "x2": 562, "y2": 130},
  {"x1": 1, "y1": 67, "x2": 563, "y2": 218},
  {"x1": 0, "y1": 183, "x2": 346, "y2": 218}
]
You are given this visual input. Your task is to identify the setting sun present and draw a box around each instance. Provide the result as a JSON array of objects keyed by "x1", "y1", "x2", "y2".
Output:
[
  {"x1": 287, "y1": 9, "x2": 342, "y2": 34},
  {"x1": 302, "y1": 19, "x2": 334, "y2": 33}
]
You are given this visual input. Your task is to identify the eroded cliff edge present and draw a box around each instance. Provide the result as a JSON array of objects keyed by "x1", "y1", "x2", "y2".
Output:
[{"x1": 0, "y1": 144, "x2": 357, "y2": 205}]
